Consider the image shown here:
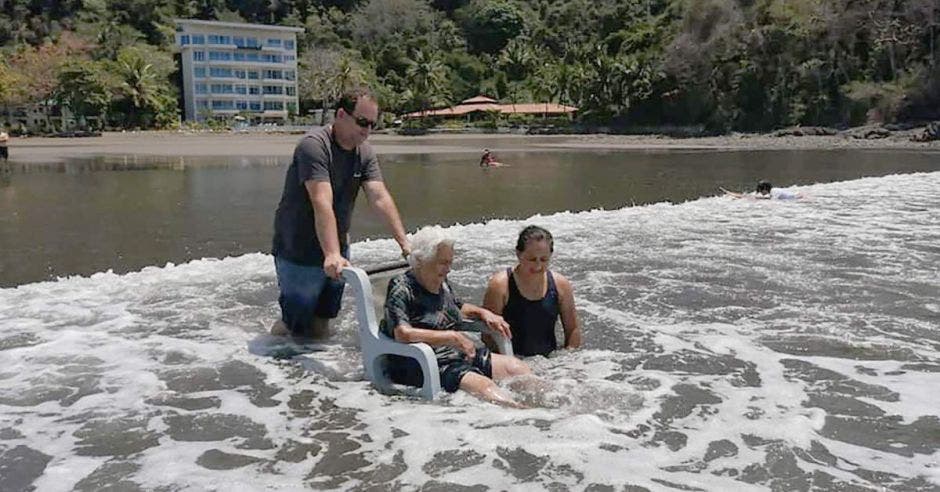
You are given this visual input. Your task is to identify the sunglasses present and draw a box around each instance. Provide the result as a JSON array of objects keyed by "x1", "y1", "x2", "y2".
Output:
[{"x1": 345, "y1": 109, "x2": 376, "y2": 130}]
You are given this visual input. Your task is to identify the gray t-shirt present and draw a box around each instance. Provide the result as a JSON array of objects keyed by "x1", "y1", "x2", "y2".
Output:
[{"x1": 272, "y1": 126, "x2": 382, "y2": 265}]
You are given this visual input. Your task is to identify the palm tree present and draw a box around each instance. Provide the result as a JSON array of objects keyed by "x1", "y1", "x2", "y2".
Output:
[
  {"x1": 113, "y1": 48, "x2": 169, "y2": 128},
  {"x1": 405, "y1": 49, "x2": 450, "y2": 113}
]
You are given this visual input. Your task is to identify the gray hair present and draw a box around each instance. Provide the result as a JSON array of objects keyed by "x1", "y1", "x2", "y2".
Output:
[{"x1": 408, "y1": 226, "x2": 455, "y2": 268}]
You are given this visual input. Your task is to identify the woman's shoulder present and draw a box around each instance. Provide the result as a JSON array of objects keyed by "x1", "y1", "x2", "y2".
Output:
[
  {"x1": 486, "y1": 268, "x2": 510, "y2": 288},
  {"x1": 549, "y1": 271, "x2": 573, "y2": 292}
]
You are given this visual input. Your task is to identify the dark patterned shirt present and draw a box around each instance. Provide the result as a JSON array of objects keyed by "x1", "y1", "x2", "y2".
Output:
[{"x1": 382, "y1": 270, "x2": 465, "y2": 360}]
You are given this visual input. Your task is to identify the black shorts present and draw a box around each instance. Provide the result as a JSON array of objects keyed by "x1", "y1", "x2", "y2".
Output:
[
  {"x1": 0, "y1": 146, "x2": 7, "y2": 160},
  {"x1": 388, "y1": 347, "x2": 493, "y2": 393}
]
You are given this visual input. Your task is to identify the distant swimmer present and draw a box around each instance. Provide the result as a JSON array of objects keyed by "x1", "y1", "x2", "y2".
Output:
[
  {"x1": 721, "y1": 180, "x2": 804, "y2": 200},
  {"x1": 479, "y1": 148, "x2": 506, "y2": 167}
]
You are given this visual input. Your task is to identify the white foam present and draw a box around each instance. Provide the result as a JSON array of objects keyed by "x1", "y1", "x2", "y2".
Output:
[{"x1": 2, "y1": 172, "x2": 939, "y2": 490}]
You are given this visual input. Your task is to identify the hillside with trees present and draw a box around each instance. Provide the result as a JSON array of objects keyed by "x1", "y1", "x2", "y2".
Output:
[{"x1": 1, "y1": 0, "x2": 937, "y2": 132}]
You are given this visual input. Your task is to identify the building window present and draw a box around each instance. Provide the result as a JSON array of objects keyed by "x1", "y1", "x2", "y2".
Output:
[
  {"x1": 235, "y1": 85, "x2": 247, "y2": 95},
  {"x1": 248, "y1": 86, "x2": 260, "y2": 95},
  {"x1": 209, "y1": 51, "x2": 232, "y2": 61},
  {"x1": 248, "y1": 71, "x2": 259, "y2": 80},
  {"x1": 284, "y1": 70, "x2": 296, "y2": 81},
  {"x1": 194, "y1": 67, "x2": 206, "y2": 78},
  {"x1": 233, "y1": 36, "x2": 245, "y2": 47},
  {"x1": 193, "y1": 51, "x2": 205, "y2": 61},
  {"x1": 262, "y1": 54, "x2": 282, "y2": 64},
  {"x1": 210, "y1": 84, "x2": 234, "y2": 94},
  {"x1": 286, "y1": 86, "x2": 296, "y2": 96},
  {"x1": 195, "y1": 83, "x2": 208, "y2": 94},
  {"x1": 236, "y1": 100, "x2": 248, "y2": 110},
  {"x1": 208, "y1": 34, "x2": 231, "y2": 45},
  {"x1": 192, "y1": 34, "x2": 205, "y2": 44},
  {"x1": 249, "y1": 101, "x2": 262, "y2": 111},
  {"x1": 196, "y1": 99, "x2": 209, "y2": 108},
  {"x1": 180, "y1": 35, "x2": 190, "y2": 45},
  {"x1": 209, "y1": 67, "x2": 233, "y2": 78},
  {"x1": 212, "y1": 100, "x2": 235, "y2": 110},
  {"x1": 263, "y1": 69, "x2": 282, "y2": 80},
  {"x1": 263, "y1": 85, "x2": 284, "y2": 95},
  {"x1": 264, "y1": 101, "x2": 284, "y2": 111},
  {"x1": 266, "y1": 38, "x2": 282, "y2": 47},
  {"x1": 284, "y1": 55, "x2": 296, "y2": 62},
  {"x1": 234, "y1": 70, "x2": 246, "y2": 79},
  {"x1": 284, "y1": 40, "x2": 295, "y2": 51}
]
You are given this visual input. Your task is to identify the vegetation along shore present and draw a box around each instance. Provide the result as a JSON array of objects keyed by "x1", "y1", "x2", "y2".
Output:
[{"x1": 1, "y1": 1, "x2": 938, "y2": 135}]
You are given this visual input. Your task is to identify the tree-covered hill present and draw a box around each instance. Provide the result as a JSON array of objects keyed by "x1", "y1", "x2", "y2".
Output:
[{"x1": 1, "y1": 0, "x2": 937, "y2": 131}]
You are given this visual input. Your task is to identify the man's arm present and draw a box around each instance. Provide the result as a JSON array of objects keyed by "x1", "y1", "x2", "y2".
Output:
[
  {"x1": 362, "y1": 180, "x2": 411, "y2": 257},
  {"x1": 306, "y1": 180, "x2": 348, "y2": 279}
]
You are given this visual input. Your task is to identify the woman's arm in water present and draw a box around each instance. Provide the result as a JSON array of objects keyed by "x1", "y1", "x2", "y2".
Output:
[
  {"x1": 481, "y1": 271, "x2": 509, "y2": 351},
  {"x1": 554, "y1": 273, "x2": 582, "y2": 350}
]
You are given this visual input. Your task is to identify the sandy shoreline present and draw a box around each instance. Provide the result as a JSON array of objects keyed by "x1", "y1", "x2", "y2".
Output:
[{"x1": 3, "y1": 130, "x2": 939, "y2": 165}]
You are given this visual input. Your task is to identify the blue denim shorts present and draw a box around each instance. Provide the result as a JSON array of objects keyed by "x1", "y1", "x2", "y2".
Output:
[{"x1": 274, "y1": 254, "x2": 347, "y2": 336}]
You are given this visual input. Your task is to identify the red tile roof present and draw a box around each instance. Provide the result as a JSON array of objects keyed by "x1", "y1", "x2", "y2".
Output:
[{"x1": 402, "y1": 99, "x2": 577, "y2": 119}]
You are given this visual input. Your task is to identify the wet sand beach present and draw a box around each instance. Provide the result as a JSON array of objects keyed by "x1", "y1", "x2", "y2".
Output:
[{"x1": 5, "y1": 130, "x2": 939, "y2": 166}]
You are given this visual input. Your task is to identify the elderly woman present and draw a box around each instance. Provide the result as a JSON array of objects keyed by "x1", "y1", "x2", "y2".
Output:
[{"x1": 382, "y1": 226, "x2": 531, "y2": 406}]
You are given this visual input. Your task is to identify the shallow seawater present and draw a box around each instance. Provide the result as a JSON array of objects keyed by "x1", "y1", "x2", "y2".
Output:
[{"x1": 1, "y1": 172, "x2": 938, "y2": 491}]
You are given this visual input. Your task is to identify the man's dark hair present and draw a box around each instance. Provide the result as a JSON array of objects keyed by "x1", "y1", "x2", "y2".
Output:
[
  {"x1": 515, "y1": 225, "x2": 554, "y2": 253},
  {"x1": 336, "y1": 87, "x2": 376, "y2": 115},
  {"x1": 756, "y1": 180, "x2": 772, "y2": 194}
]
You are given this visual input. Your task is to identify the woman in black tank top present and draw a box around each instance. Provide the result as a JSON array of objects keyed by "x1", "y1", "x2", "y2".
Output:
[{"x1": 483, "y1": 226, "x2": 582, "y2": 356}]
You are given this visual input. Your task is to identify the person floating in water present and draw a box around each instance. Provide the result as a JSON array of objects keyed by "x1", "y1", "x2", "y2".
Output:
[
  {"x1": 482, "y1": 225, "x2": 581, "y2": 357},
  {"x1": 721, "y1": 180, "x2": 803, "y2": 200},
  {"x1": 479, "y1": 148, "x2": 505, "y2": 167}
]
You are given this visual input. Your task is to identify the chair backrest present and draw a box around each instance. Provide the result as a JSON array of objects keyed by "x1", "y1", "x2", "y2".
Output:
[
  {"x1": 341, "y1": 267, "x2": 381, "y2": 340},
  {"x1": 363, "y1": 264, "x2": 409, "y2": 333}
]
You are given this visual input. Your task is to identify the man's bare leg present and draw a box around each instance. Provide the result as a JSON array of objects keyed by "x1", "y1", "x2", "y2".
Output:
[
  {"x1": 270, "y1": 317, "x2": 330, "y2": 338},
  {"x1": 309, "y1": 317, "x2": 331, "y2": 339},
  {"x1": 270, "y1": 319, "x2": 290, "y2": 336}
]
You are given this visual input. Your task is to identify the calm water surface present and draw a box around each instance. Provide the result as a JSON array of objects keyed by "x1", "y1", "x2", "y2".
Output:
[{"x1": 1, "y1": 147, "x2": 938, "y2": 287}]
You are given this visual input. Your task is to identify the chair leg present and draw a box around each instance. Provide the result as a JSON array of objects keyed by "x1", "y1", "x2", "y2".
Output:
[
  {"x1": 415, "y1": 355, "x2": 440, "y2": 400},
  {"x1": 365, "y1": 353, "x2": 393, "y2": 392}
]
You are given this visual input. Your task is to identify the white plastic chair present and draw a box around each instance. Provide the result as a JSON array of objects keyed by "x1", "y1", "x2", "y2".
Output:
[{"x1": 342, "y1": 265, "x2": 513, "y2": 400}]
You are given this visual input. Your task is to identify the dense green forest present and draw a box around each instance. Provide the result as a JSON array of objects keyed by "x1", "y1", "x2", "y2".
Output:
[{"x1": 1, "y1": 0, "x2": 938, "y2": 131}]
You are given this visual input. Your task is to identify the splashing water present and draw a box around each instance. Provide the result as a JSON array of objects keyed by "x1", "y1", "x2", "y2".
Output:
[{"x1": 1, "y1": 173, "x2": 938, "y2": 490}]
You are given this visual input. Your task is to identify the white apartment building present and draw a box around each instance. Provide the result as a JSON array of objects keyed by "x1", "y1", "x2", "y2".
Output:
[{"x1": 174, "y1": 19, "x2": 304, "y2": 122}]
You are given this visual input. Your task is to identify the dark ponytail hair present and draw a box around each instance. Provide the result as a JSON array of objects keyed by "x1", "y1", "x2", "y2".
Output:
[{"x1": 515, "y1": 225, "x2": 554, "y2": 253}]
